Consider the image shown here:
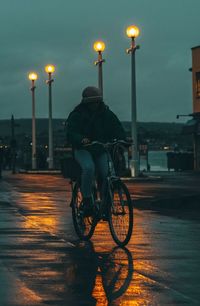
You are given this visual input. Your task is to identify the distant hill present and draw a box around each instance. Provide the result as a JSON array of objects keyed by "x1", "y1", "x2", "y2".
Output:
[
  {"x1": 0, "y1": 118, "x2": 191, "y2": 150},
  {"x1": 0, "y1": 118, "x2": 66, "y2": 137},
  {"x1": 123, "y1": 121, "x2": 184, "y2": 133},
  {"x1": 0, "y1": 118, "x2": 184, "y2": 137}
]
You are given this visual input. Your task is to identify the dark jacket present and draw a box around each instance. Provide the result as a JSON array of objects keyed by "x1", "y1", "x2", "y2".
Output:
[{"x1": 66, "y1": 102, "x2": 126, "y2": 152}]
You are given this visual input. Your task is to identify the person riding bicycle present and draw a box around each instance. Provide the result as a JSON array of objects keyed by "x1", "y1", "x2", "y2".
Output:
[{"x1": 66, "y1": 86, "x2": 128, "y2": 216}]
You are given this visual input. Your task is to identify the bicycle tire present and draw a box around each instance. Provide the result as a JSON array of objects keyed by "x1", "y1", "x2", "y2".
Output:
[
  {"x1": 71, "y1": 182, "x2": 96, "y2": 240},
  {"x1": 108, "y1": 179, "x2": 133, "y2": 247}
]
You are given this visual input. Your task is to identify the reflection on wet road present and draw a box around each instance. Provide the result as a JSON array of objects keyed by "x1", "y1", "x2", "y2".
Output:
[{"x1": 0, "y1": 174, "x2": 200, "y2": 305}]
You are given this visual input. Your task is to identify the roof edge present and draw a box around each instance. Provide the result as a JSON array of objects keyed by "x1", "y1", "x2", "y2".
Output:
[{"x1": 191, "y1": 45, "x2": 200, "y2": 50}]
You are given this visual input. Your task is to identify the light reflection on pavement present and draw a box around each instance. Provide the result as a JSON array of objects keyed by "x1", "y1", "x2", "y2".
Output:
[{"x1": 0, "y1": 173, "x2": 199, "y2": 305}]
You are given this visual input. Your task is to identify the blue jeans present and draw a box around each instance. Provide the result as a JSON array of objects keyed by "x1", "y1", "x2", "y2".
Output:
[{"x1": 74, "y1": 149, "x2": 109, "y2": 199}]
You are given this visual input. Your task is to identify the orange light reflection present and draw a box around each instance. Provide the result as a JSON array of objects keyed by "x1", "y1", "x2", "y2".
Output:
[{"x1": 15, "y1": 192, "x2": 58, "y2": 232}]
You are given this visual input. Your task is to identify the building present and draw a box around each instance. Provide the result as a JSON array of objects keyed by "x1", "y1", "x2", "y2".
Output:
[
  {"x1": 182, "y1": 46, "x2": 200, "y2": 170},
  {"x1": 191, "y1": 46, "x2": 200, "y2": 170}
]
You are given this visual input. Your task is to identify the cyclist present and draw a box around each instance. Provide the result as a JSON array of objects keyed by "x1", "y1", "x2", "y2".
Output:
[{"x1": 66, "y1": 86, "x2": 128, "y2": 216}]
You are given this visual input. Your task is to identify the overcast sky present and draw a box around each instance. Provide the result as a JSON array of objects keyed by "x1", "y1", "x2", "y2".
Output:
[{"x1": 0, "y1": 0, "x2": 199, "y2": 122}]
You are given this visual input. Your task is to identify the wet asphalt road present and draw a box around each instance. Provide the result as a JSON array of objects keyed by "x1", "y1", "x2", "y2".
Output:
[{"x1": 0, "y1": 173, "x2": 200, "y2": 306}]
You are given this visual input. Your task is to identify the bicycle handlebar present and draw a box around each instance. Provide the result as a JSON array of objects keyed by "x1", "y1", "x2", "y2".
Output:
[{"x1": 84, "y1": 140, "x2": 133, "y2": 148}]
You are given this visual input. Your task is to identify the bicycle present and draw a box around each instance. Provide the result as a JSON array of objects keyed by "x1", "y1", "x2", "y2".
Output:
[{"x1": 70, "y1": 140, "x2": 133, "y2": 247}]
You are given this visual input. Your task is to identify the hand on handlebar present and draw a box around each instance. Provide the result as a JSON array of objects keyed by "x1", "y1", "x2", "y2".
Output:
[
  {"x1": 112, "y1": 138, "x2": 133, "y2": 146},
  {"x1": 81, "y1": 138, "x2": 91, "y2": 145},
  {"x1": 125, "y1": 137, "x2": 133, "y2": 143}
]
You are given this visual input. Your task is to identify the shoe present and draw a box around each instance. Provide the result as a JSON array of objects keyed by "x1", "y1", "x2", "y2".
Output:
[{"x1": 82, "y1": 197, "x2": 94, "y2": 217}]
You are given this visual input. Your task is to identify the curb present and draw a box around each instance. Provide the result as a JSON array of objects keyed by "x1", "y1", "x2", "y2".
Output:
[
  {"x1": 18, "y1": 170, "x2": 163, "y2": 181},
  {"x1": 122, "y1": 176, "x2": 163, "y2": 182},
  {"x1": 19, "y1": 169, "x2": 61, "y2": 175}
]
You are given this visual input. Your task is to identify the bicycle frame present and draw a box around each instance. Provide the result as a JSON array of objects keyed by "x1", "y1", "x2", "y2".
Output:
[
  {"x1": 70, "y1": 140, "x2": 133, "y2": 245},
  {"x1": 84, "y1": 140, "x2": 130, "y2": 216},
  {"x1": 70, "y1": 140, "x2": 131, "y2": 216}
]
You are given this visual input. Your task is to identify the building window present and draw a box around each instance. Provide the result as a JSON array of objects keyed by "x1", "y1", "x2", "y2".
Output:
[{"x1": 196, "y1": 71, "x2": 200, "y2": 98}]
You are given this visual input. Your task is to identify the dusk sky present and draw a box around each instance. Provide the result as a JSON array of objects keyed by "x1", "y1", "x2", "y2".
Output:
[{"x1": 0, "y1": 0, "x2": 200, "y2": 122}]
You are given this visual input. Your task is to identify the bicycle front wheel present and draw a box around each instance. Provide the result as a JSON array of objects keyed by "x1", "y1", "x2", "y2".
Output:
[
  {"x1": 72, "y1": 182, "x2": 96, "y2": 240},
  {"x1": 108, "y1": 179, "x2": 133, "y2": 247}
]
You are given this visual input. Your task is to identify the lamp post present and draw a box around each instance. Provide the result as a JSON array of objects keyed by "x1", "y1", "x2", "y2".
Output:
[
  {"x1": 126, "y1": 25, "x2": 140, "y2": 177},
  {"x1": 28, "y1": 72, "x2": 38, "y2": 170},
  {"x1": 45, "y1": 64, "x2": 55, "y2": 169},
  {"x1": 93, "y1": 41, "x2": 106, "y2": 96}
]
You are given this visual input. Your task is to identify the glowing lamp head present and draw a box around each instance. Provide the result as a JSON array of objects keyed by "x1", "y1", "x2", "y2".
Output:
[
  {"x1": 45, "y1": 64, "x2": 55, "y2": 74},
  {"x1": 28, "y1": 72, "x2": 38, "y2": 81},
  {"x1": 93, "y1": 41, "x2": 106, "y2": 52},
  {"x1": 126, "y1": 25, "x2": 140, "y2": 38}
]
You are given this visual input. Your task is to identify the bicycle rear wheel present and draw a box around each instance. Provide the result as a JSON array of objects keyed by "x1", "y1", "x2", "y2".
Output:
[
  {"x1": 71, "y1": 182, "x2": 96, "y2": 240},
  {"x1": 108, "y1": 179, "x2": 133, "y2": 247}
]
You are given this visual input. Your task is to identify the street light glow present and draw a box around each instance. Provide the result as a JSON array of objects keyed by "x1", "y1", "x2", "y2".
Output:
[
  {"x1": 28, "y1": 72, "x2": 38, "y2": 81},
  {"x1": 45, "y1": 64, "x2": 55, "y2": 74},
  {"x1": 126, "y1": 25, "x2": 140, "y2": 38},
  {"x1": 93, "y1": 41, "x2": 106, "y2": 52}
]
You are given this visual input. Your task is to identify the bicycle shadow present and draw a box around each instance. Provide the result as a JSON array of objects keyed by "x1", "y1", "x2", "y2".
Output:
[
  {"x1": 99, "y1": 245, "x2": 133, "y2": 303},
  {"x1": 64, "y1": 240, "x2": 134, "y2": 305}
]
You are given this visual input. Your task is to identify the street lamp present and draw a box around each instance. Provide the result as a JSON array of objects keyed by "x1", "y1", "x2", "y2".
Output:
[
  {"x1": 93, "y1": 41, "x2": 106, "y2": 96},
  {"x1": 28, "y1": 72, "x2": 38, "y2": 170},
  {"x1": 45, "y1": 64, "x2": 55, "y2": 169},
  {"x1": 126, "y1": 25, "x2": 140, "y2": 177}
]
